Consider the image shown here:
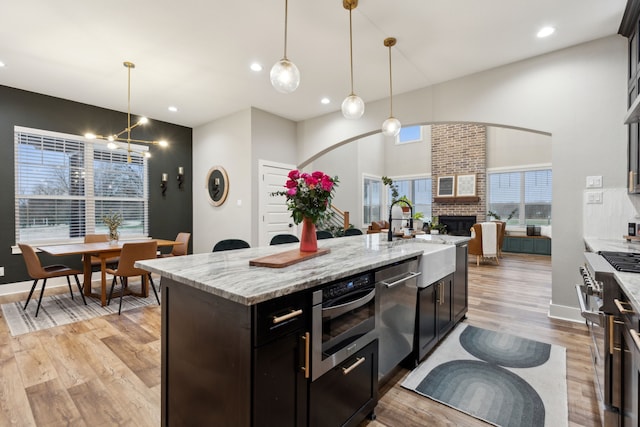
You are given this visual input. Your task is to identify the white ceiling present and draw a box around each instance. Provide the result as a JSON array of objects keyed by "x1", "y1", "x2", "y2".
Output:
[{"x1": 0, "y1": 0, "x2": 628, "y2": 128}]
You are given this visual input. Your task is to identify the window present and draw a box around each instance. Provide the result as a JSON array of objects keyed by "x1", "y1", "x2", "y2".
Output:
[
  {"x1": 363, "y1": 176, "x2": 382, "y2": 225},
  {"x1": 385, "y1": 177, "x2": 432, "y2": 220},
  {"x1": 15, "y1": 126, "x2": 149, "y2": 245},
  {"x1": 395, "y1": 125, "x2": 422, "y2": 145},
  {"x1": 487, "y1": 169, "x2": 552, "y2": 225}
]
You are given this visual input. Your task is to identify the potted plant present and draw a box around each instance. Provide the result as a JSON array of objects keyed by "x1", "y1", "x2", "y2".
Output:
[
  {"x1": 102, "y1": 211, "x2": 123, "y2": 243},
  {"x1": 427, "y1": 216, "x2": 447, "y2": 235},
  {"x1": 382, "y1": 176, "x2": 399, "y2": 202},
  {"x1": 413, "y1": 211, "x2": 425, "y2": 231}
]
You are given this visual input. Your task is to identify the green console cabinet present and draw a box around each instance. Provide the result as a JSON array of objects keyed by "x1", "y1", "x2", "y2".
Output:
[{"x1": 502, "y1": 236, "x2": 551, "y2": 255}]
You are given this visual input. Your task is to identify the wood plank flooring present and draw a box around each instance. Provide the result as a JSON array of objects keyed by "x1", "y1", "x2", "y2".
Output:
[{"x1": 0, "y1": 253, "x2": 599, "y2": 426}]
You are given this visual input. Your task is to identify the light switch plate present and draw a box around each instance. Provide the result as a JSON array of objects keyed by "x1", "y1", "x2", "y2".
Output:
[
  {"x1": 586, "y1": 175, "x2": 603, "y2": 188},
  {"x1": 586, "y1": 191, "x2": 603, "y2": 204}
]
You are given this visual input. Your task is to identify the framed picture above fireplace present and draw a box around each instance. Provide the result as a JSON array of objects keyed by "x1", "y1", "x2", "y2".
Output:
[
  {"x1": 456, "y1": 174, "x2": 476, "y2": 197},
  {"x1": 437, "y1": 176, "x2": 455, "y2": 197}
]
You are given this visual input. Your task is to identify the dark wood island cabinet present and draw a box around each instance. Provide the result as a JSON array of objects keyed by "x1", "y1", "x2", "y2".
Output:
[{"x1": 136, "y1": 234, "x2": 466, "y2": 426}]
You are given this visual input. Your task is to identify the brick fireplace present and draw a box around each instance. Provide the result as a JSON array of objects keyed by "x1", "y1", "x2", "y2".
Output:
[{"x1": 431, "y1": 123, "x2": 486, "y2": 224}]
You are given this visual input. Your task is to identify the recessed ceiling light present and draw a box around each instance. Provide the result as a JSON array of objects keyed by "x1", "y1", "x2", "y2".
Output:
[
  {"x1": 0, "y1": 61, "x2": 5, "y2": 68},
  {"x1": 321, "y1": 97, "x2": 330, "y2": 105},
  {"x1": 250, "y1": 63, "x2": 263, "y2": 72},
  {"x1": 537, "y1": 26, "x2": 555, "y2": 38},
  {"x1": 168, "y1": 106, "x2": 178, "y2": 112}
]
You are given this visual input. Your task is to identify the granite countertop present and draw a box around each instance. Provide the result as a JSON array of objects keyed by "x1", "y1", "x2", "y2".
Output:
[
  {"x1": 136, "y1": 233, "x2": 463, "y2": 306},
  {"x1": 584, "y1": 237, "x2": 640, "y2": 313}
]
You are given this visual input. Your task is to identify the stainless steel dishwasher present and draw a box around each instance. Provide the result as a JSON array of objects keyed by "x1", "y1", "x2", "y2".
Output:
[{"x1": 375, "y1": 257, "x2": 421, "y2": 380}]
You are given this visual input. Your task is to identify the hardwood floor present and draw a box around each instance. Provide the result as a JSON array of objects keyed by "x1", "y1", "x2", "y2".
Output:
[{"x1": 0, "y1": 253, "x2": 599, "y2": 426}]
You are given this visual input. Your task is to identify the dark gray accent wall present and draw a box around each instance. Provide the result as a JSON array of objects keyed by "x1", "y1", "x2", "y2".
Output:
[{"x1": 0, "y1": 85, "x2": 193, "y2": 285}]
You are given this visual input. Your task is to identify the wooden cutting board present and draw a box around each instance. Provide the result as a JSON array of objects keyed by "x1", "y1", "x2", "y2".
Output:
[{"x1": 249, "y1": 248, "x2": 330, "y2": 268}]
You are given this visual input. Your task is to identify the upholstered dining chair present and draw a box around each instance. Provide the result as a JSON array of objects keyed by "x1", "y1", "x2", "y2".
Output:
[
  {"x1": 18, "y1": 243, "x2": 86, "y2": 317},
  {"x1": 343, "y1": 228, "x2": 363, "y2": 236},
  {"x1": 160, "y1": 232, "x2": 191, "y2": 257},
  {"x1": 212, "y1": 239, "x2": 250, "y2": 252},
  {"x1": 316, "y1": 230, "x2": 334, "y2": 240},
  {"x1": 84, "y1": 233, "x2": 119, "y2": 270},
  {"x1": 468, "y1": 222, "x2": 503, "y2": 266},
  {"x1": 106, "y1": 241, "x2": 159, "y2": 315},
  {"x1": 270, "y1": 234, "x2": 300, "y2": 245}
]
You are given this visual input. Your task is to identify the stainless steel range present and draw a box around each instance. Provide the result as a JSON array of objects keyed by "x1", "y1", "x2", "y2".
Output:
[{"x1": 577, "y1": 251, "x2": 633, "y2": 426}]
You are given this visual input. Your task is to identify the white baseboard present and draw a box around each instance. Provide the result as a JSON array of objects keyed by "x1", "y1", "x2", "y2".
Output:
[{"x1": 548, "y1": 300, "x2": 584, "y2": 323}]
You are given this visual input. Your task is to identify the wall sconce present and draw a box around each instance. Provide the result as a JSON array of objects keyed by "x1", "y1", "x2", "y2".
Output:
[
  {"x1": 161, "y1": 173, "x2": 168, "y2": 195},
  {"x1": 177, "y1": 166, "x2": 184, "y2": 189}
]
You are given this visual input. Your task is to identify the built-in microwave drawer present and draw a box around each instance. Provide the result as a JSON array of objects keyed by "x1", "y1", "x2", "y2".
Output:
[{"x1": 253, "y1": 291, "x2": 309, "y2": 347}]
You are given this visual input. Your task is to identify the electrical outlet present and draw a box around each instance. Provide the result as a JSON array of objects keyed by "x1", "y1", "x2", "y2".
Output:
[{"x1": 0, "y1": 267, "x2": 4, "y2": 277}]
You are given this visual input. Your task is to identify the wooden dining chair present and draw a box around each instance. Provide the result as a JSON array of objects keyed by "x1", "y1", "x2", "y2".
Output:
[
  {"x1": 106, "y1": 241, "x2": 159, "y2": 315},
  {"x1": 160, "y1": 232, "x2": 191, "y2": 257},
  {"x1": 18, "y1": 243, "x2": 86, "y2": 317},
  {"x1": 84, "y1": 234, "x2": 119, "y2": 270}
]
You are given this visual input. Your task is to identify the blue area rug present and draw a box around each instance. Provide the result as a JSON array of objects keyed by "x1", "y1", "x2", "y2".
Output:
[{"x1": 401, "y1": 324, "x2": 567, "y2": 427}]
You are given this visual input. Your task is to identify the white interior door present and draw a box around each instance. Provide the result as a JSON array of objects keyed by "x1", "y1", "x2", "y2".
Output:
[{"x1": 259, "y1": 160, "x2": 298, "y2": 247}]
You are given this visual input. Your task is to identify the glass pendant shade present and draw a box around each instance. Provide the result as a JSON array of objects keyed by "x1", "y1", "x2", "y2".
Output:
[
  {"x1": 270, "y1": 58, "x2": 300, "y2": 93},
  {"x1": 341, "y1": 94, "x2": 365, "y2": 119},
  {"x1": 382, "y1": 117, "x2": 402, "y2": 137}
]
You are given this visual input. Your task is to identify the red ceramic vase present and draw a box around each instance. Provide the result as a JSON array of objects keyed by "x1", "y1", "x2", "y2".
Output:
[{"x1": 299, "y1": 217, "x2": 318, "y2": 252}]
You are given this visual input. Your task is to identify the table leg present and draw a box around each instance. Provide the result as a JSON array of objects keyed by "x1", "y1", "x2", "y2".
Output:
[{"x1": 83, "y1": 256, "x2": 92, "y2": 297}]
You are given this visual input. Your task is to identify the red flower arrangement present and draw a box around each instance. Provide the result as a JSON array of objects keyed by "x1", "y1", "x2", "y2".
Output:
[{"x1": 274, "y1": 170, "x2": 339, "y2": 224}]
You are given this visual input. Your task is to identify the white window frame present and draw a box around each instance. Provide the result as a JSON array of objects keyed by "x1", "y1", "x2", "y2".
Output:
[
  {"x1": 14, "y1": 126, "x2": 149, "y2": 247},
  {"x1": 486, "y1": 164, "x2": 552, "y2": 226},
  {"x1": 383, "y1": 173, "x2": 432, "y2": 221},
  {"x1": 395, "y1": 125, "x2": 423, "y2": 145},
  {"x1": 362, "y1": 174, "x2": 383, "y2": 228}
]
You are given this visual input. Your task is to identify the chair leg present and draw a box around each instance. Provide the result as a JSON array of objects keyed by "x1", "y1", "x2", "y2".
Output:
[
  {"x1": 118, "y1": 277, "x2": 127, "y2": 315},
  {"x1": 35, "y1": 279, "x2": 48, "y2": 317},
  {"x1": 66, "y1": 276, "x2": 74, "y2": 300},
  {"x1": 74, "y1": 275, "x2": 87, "y2": 305},
  {"x1": 23, "y1": 279, "x2": 39, "y2": 310},
  {"x1": 107, "y1": 276, "x2": 118, "y2": 306},
  {"x1": 476, "y1": 255, "x2": 480, "y2": 266},
  {"x1": 149, "y1": 274, "x2": 160, "y2": 305}
]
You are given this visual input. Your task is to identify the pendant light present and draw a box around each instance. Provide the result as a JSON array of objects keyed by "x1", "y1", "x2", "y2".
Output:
[
  {"x1": 381, "y1": 37, "x2": 401, "y2": 137},
  {"x1": 271, "y1": 0, "x2": 300, "y2": 93},
  {"x1": 85, "y1": 62, "x2": 168, "y2": 163},
  {"x1": 341, "y1": 0, "x2": 364, "y2": 120}
]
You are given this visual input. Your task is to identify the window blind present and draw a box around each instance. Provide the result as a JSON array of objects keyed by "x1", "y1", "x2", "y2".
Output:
[
  {"x1": 15, "y1": 127, "x2": 149, "y2": 245},
  {"x1": 488, "y1": 169, "x2": 552, "y2": 225}
]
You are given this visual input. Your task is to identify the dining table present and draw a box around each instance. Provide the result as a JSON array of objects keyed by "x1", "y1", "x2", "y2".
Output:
[{"x1": 38, "y1": 239, "x2": 180, "y2": 306}]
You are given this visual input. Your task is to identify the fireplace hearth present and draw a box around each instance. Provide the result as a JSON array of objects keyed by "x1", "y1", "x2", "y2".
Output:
[{"x1": 438, "y1": 215, "x2": 477, "y2": 236}]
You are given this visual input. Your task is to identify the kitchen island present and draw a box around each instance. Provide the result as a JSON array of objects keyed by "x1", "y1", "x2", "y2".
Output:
[{"x1": 137, "y1": 233, "x2": 467, "y2": 427}]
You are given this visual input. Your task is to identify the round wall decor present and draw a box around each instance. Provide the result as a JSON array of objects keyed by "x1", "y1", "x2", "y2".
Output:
[{"x1": 205, "y1": 166, "x2": 229, "y2": 206}]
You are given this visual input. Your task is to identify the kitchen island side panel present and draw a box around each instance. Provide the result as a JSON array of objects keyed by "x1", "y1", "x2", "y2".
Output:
[{"x1": 161, "y1": 278, "x2": 252, "y2": 426}]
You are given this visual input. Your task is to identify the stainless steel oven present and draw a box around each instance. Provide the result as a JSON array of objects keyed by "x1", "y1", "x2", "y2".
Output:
[
  {"x1": 578, "y1": 251, "x2": 631, "y2": 426},
  {"x1": 311, "y1": 271, "x2": 377, "y2": 381}
]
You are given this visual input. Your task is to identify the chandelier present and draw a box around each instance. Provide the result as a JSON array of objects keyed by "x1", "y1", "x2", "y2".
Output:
[
  {"x1": 381, "y1": 37, "x2": 401, "y2": 137},
  {"x1": 85, "y1": 61, "x2": 168, "y2": 162}
]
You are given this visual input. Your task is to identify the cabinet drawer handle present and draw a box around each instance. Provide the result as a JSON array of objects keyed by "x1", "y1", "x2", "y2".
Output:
[
  {"x1": 614, "y1": 299, "x2": 634, "y2": 315},
  {"x1": 272, "y1": 309, "x2": 303, "y2": 324},
  {"x1": 301, "y1": 332, "x2": 310, "y2": 379},
  {"x1": 341, "y1": 356, "x2": 365, "y2": 376},
  {"x1": 380, "y1": 271, "x2": 422, "y2": 288},
  {"x1": 631, "y1": 329, "x2": 640, "y2": 352}
]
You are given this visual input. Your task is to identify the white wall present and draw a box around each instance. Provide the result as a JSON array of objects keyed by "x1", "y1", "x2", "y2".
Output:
[
  {"x1": 384, "y1": 126, "x2": 431, "y2": 176},
  {"x1": 193, "y1": 109, "x2": 252, "y2": 253},
  {"x1": 250, "y1": 108, "x2": 297, "y2": 244},
  {"x1": 295, "y1": 35, "x2": 628, "y2": 320},
  {"x1": 486, "y1": 127, "x2": 551, "y2": 169}
]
